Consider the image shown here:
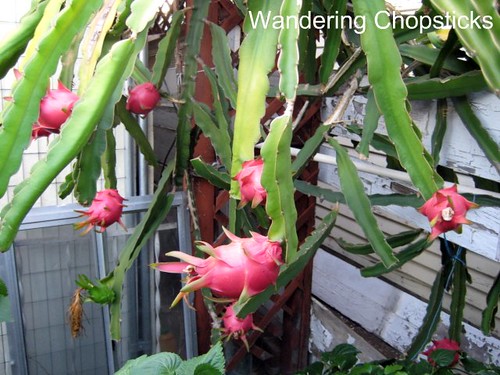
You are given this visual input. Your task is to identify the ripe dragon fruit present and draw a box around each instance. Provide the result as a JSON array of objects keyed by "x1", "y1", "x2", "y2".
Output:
[
  {"x1": 151, "y1": 228, "x2": 283, "y2": 306},
  {"x1": 4, "y1": 70, "x2": 78, "y2": 139},
  {"x1": 234, "y1": 158, "x2": 266, "y2": 208},
  {"x1": 423, "y1": 338, "x2": 461, "y2": 367},
  {"x1": 126, "y1": 82, "x2": 161, "y2": 115},
  {"x1": 221, "y1": 303, "x2": 261, "y2": 349},
  {"x1": 74, "y1": 189, "x2": 127, "y2": 235},
  {"x1": 419, "y1": 185, "x2": 478, "y2": 240}
]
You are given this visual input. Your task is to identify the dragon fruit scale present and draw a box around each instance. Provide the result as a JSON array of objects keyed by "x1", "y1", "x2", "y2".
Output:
[
  {"x1": 151, "y1": 228, "x2": 283, "y2": 307},
  {"x1": 234, "y1": 158, "x2": 267, "y2": 208},
  {"x1": 126, "y1": 82, "x2": 161, "y2": 115},
  {"x1": 38, "y1": 81, "x2": 79, "y2": 130},
  {"x1": 74, "y1": 189, "x2": 127, "y2": 235},
  {"x1": 419, "y1": 185, "x2": 478, "y2": 240}
]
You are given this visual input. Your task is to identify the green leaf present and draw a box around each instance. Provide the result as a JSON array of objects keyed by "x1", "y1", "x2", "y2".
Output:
[
  {"x1": 0, "y1": 0, "x2": 49, "y2": 79},
  {"x1": 0, "y1": 277, "x2": 10, "y2": 322},
  {"x1": 174, "y1": 0, "x2": 210, "y2": 184},
  {"x1": 177, "y1": 342, "x2": 225, "y2": 375},
  {"x1": 328, "y1": 137, "x2": 397, "y2": 268},
  {"x1": 261, "y1": 115, "x2": 298, "y2": 262},
  {"x1": 102, "y1": 128, "x2": 117, "y2": 189},
  {"x1": 132, "y1": 59, "x2": 152, "y2": 84},
  {"x1": 481, "y1": 271, "x2": 500, "y2": 335},
  {"x1": 0, "y1": 37, "x2": 138, "y2": 252},
  {"x1": 192, "y1": 101, "x2": 232, "y2": 170},
  {"x1": 431, "y1": 99, "x2": 448, "y2": 166},
  {"x1": 361, "y1": 238, "x2": 431, "y2": 277},
  {"x1": 399, "y1": 44, "x2": 469, "y2": 74},
  {"x1": 319, "y1": 0, "x2": 347, "y2": 84},
  {"x1": 278, "y1": 0, "x2": 302, "y2": 100},
  {"x1": 356, "y1": 89, "x2": 380, "y2": 159},
  {"x1": 0, "y1": 0, "x2": 104, "y2": 200},
  {"x1": 151, "y1": 9, "x2": 185, "y2": 88},
  {"x1": 429, "y1": 349, "x2": 458, "y2": 368},
  {"x1": 209, "y1": 23, "x2": 237, "y2": 109},
  {"x1": 407, "y1": 263, "x2": 452, "y2": 359},
  {"x1": 321, "y1": 343, "x2": 360, "y2": 371},
  {"x1": 406, "y1": 71, "x2": 488, "y2": 100},
  {"x1": 116, "y1": 96, "x2": 158, "y2": 167},
  {"x1": 191, "y1": 157, "x2": 231, "y2": 190},
  {"x1": 126, "y1": 0, "x2": 164, "y2": 35},
  {"x1": 115, "y1": 352, "x2": 182, "y2": 375},
  {"x1": 337, "y1": 229, "x2": 423, "y2": 256},
  {"x1": 103, "y1": 161, "x2": 175, "y2": 340},
  {"x1": 430, "y1": 0, "x2": 500, "y2": 94},
  {"x1": 452, "y1": 96, "x2": 500, "y2": 174},
  {"x1": 229, "y1": 0, "x2": 281, "y2": 197},
  {"x1": 294, "y1": 180, "x2": 427, "y2": 208},
  {"x1": 234, "y1": 209, "x2": 337, "y2": 317},
  {"x1": 291, "y1": 124, "x2": 330, "y2": 177},
  {"x1": 352, "y1": 0, "x2": 441, "y2": 199},
  {"x1": 193, "y1": 364, "x2": 223, "y2": 375},
  {"x1": 448, "y1": 248, "x2": 467, "y2": 343}
]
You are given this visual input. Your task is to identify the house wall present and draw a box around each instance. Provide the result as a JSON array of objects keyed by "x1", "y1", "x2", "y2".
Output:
[{"x1": 310, "y1": 92, "x2": 500, "y2": 363}]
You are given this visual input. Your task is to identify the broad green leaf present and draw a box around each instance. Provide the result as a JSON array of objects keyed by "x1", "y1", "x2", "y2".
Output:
[
  {"x1": 319, "y1": 0, "x2": 347, "y2": 84},
  {"x1": 352, "y1": 0, "x2": 440, "y2": 199},
  {"x1": 191, "y1": 157, "x2": 231, "y2": 190},
  {"x1": 360, "y1": 238, "x2": 431, "y2": 277},
  {"x1": 481, "y1": 272, "x2": 500, "y2": 335},
  {"x1": 115, "y1": 352, "x2": 182, "y2": 375},
  {"x1": 177, "y1": 342, "x2": 225, "y2": 375},
  {"x1": 174, "y1": 0, "x2": 210, "y2": 184},
  {"x1": 431, "y1": 0, "x2": 500, "y2": 94},
  {"x1": 116, "y1": 96, "x2": 158, "y2": 167},
  {"x1": 0, "y1": 37, "x2": 138, "y2": 252},
  {"x1": 0, "y1": 0, "x2": 104, "y2": 200},
  {"x1": 234, "y1": 209, "x2": 338, "y2": 317},
  {"x1": 452, "y1": 96, "x2": 500, "y2": 174},
  {"x1": 336, "y1": 229, "x2": 423, "y2": 255},
  {"x1": 297, "y1": 0, "x2": 317, "y2": 84},
  {"x1": 103, "y1": 161, "x2": 175, "y2": 340},
  {"x1": 406, "y1": 71, "x2": 488, "y2": 100},
  {"x1": 356, "y1": 89, "x2": 379, "y2": 158},
  {"x1": 230, "y1": 0, "x2": 281, "y2": 197},
  {"x1": 151, "y1": 9, "x2": 185, "y2": 88},
  {"x1": 261, "y1": 115, "x2": 298, "y2": 262},
  {"x1": 278, "y1": 0, "x2": 302, "y2": 100},
  {"x1": 322, "y1": 343, "x2": 360, "y2": 371},
  {"x1": 209, "y1": 23, "x2": 237, "y2": 108},
  {"x1": 0, "y1": 0, "x2": 49, "y2": 79},
  {"x1": 328, "y1": 137, "x2": 397, "y2": 268}
]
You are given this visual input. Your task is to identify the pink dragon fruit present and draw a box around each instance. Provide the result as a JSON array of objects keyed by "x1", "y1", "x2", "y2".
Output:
[
  {"x1": 151, "y1": 228, "x2": 283, "y2": 306},
  {"x1": 126, "y1": 82, "x2": 161, "y2": 115},
  {"x1": 234, "y1": 158, "x2": 266, "y2": 208},
  {"x1": 423, "y1": 338, "x2": 461, "y2": 367},
  {"x1": 221, "y1": 303, "x2": 261, "y2": 349},
  {"x1": 74, "y1": 189, "x2": 127, "y2": 235},
  {"x1": 37, "y1": 81, "x2": 79, "y2": 133},
  {"x1": 419, "y1": 185, "x2": 478, "y2": 240}
]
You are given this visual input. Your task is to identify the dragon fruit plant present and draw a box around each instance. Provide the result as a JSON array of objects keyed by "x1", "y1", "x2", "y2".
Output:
[
  {"x1": 151, "y1": 228, "x2": 283, "y2": 306},
  {"x1": 74, "y1": 189, "x2": 127, "y2": 235},
  {"x1": 423, "y1": 338, "x2": 461, "y2": 367},
  {"x1": 419, "y1": 185, "x2": 478, "y2": 240},
  {"x1": 126, "y1": 82, "x2": 161, "y2": 115}
]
